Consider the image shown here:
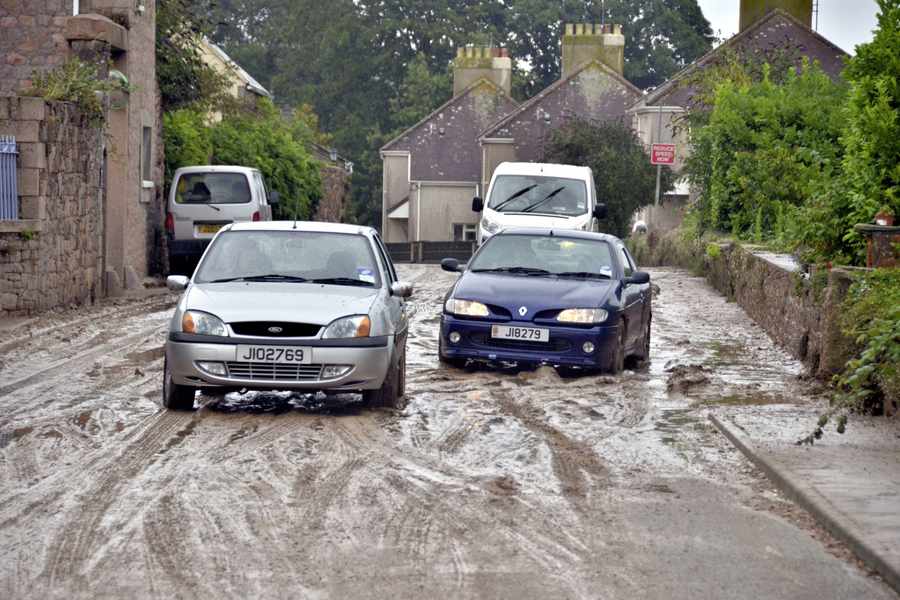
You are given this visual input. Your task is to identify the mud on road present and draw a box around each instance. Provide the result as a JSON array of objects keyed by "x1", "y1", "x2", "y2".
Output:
[{"x1": 0, "y1": 267, "x2": 895, "y2": 599}]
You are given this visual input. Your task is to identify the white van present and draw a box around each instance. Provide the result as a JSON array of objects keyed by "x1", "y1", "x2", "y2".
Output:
[
  {"x1": 472, "y1": 162, "x2": 606, "y2": 244},
  {"x1": 166, "y1": 166, "x2": 279, "y2": 267}
]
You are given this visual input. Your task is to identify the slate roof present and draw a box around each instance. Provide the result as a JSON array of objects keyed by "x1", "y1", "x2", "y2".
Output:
[
  {"x1": 381, "y1": 79, "x2": 519, "y2": 182},
  {"x1": 637, "y1": 9, "x2": 848, "y2": 109}
]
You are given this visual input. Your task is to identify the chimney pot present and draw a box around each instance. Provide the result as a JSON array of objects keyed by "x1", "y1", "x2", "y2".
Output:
[{"x1": 561, "y1": 22, "x2": 625, "y2": 78}]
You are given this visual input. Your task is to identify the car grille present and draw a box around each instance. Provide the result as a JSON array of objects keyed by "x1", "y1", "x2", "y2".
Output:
[
  {"x1": 225, "y1": 362, "x2": 324, "y2": 381},
  {"x1": 230, "y1": 321, "x2": 321, "y2": 338},
  {"x1": 469, "y1": 333, "x2": 571, "y2": 352}
]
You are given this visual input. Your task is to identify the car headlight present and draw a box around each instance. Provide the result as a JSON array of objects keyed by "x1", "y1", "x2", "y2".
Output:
[
  {"x1": 557, "y1": 308, "x2": 608, "y2": 324},
  {"x1": 182, "y1": 310, "x2": 229, "y2": 336},
  {"x1": 445, "y1": 298, "x2": 490, "y2": 317},
  {"x1": 322, "y1": 315, "x2": 371, "y2": 339},
  {"x1": 482, "y1": 217, "x2": 500, "y2": 234}
]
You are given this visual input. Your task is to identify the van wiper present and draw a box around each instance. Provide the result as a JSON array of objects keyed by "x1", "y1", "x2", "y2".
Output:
[
  {"x1": 209, "y1": 274, "x2": 308, "y2": 283},
  {"x1": 311, "y1": 277, "x2": 374, "y2": 287},
  {"x1": 555, "y1": 271, "x2": 612, "y2": 280},
  {"x1": 471, "y1": 266, "x2": 552, "y2": 276},
  {"x1": 491, "y1": 185, "x2": 538, "y2": 212},
  {"x1": 521, "y1": 187, "x2": 566, "y2": 213}
]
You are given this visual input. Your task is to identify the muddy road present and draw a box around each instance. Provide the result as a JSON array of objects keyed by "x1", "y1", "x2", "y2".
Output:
[{"x1": 0, "y1": 266, "x2": 894, "y2": 599}]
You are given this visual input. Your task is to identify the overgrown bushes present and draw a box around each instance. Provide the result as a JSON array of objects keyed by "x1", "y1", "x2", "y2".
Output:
[
  {"x1": 163, "y1": 99, "x2": 322, "y2": 220},
  {"x1": 26, "y1": 58, "x2": 121, "y2": 123}
]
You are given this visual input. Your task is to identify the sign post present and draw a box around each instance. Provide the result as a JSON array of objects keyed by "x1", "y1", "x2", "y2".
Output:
[{"x1": 650, "y1": 143, "x2": 676, "y2": 206}]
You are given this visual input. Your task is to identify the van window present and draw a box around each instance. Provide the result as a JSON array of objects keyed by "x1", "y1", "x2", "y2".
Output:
[
  {"x1": 487, "y1": 175, "x2": 588, "y2": 217},
  {"x1": 175, "y1": 173, "x2": 251, "y2": 205}
]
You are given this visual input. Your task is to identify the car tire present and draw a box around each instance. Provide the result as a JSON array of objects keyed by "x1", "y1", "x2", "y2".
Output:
[
  {"x1": 609, "y1": 321, "x2": 626, "y2": 374},
  {"x1": 364, "y1": 341, "x2": 405, "y2": 409},
  {"x1": 636, "y1": 315, "x2": 651, "y2": 363},
  {"x1": 438, "y1": 334, "x2": 467, "y2": 369},
  {"x1": 162, "y1": 357, "x2": 197, "y2": 411}
]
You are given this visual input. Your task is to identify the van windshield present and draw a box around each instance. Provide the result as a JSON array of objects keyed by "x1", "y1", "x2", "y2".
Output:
[
  {"x1": 175, "y1": 173, "x2": 251, "y2": 205},
  {"x1": 487, "y1": 175, "x2": 588, "y2": 217}
]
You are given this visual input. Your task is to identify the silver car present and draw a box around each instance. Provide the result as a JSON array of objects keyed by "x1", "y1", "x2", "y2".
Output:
[{"x1": 163, "y1": 221, "x2": 412, "y2": 410}]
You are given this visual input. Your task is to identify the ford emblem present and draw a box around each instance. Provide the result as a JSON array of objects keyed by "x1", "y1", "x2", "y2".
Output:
[
  {"x1": 518, "y1": 306, "x2": 528, "y2": 317},
  {"x1": 268, "y1": 326, "x2": 284, "y2": 334}
]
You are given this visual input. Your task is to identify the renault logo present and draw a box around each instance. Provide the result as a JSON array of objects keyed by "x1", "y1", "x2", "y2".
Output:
[
  {"x1": 268, "y1": 326, "x2": 284, "y2": 334},
  {"x1": 518, "y1": 306, "x2": 528, "y2": 317}
]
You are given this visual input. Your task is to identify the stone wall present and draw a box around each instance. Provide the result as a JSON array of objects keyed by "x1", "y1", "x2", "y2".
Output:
[
  {"x1": 0, "y1": 0, "x2": 70, "y2": 94},
  {"x1": 312, "y1": 165, "x2": 350, "y2": 223},
  {"x1": 0, "y1": 97, "x2": 104, "y2": 317}
]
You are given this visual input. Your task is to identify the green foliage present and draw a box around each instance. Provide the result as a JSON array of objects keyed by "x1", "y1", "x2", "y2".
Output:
[
  {"x1": 800, "y1": 268, "x2": 900, "y2": 444},
  {"x1": 684, "y1": 61, "x2": 847, "y2": 248},
  {"x1": 543, "y1": 117, "x2": 672, "y2": 238},
  {"x1": 209, "y1": 99, "x2": 322, "y2": 220},
  {"x1": 156, "y1": 0, "x2": 228, "y2": 111},
  {"x1": 705, "y1": 243, "x2": 721, "y2": 259},
  {"x1": 27, "y1": 59, "x2": 119, "y2": 123},
  {"x1": 162, "y1": 109, "x2": 212, "y2": 187}
]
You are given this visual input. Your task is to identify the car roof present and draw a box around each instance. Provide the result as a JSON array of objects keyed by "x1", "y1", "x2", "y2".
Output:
[
  {"x1": 173, "y1": 165, "x2": 260, "y2": 175},
  {"x1": 493, "y1": 162, "x2": 591, "y2": 180},
  {"x1": 226, "y1": 221, "x2": 376, "y2": 236},
  {"x1": 495, "y1": 227, "x2": 622, "y2": 244}
]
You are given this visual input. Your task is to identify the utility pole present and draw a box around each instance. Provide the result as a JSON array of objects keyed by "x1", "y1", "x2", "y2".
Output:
[{"x1": 654, "y1": 105, "x2": 662, "y2": 206}]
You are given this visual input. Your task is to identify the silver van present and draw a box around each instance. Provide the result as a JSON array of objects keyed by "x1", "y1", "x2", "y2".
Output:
[{"x1": 165, "y1": 166, "x2": 279, "y2": 267}]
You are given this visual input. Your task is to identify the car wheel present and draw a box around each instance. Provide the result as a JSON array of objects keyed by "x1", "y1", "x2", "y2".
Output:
[
  {"x1": 438, "y1": 334, "x2": 467, "y2": 369},
  {"x1": 363, "y1": 342, "x2": 404, "y2": 409},
  {"x1": 162, "y1": 357, "x2": 197, "y2": 411},
  {"x1": 609, "y1": 321, "x2": 626, "y2": 374},
  {"x1": 636, "y1": 315, "x2": 651, "y2": 363}
]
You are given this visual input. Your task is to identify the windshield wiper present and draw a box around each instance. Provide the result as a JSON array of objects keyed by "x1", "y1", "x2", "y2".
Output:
[
  {"x1": 521, "y1": 187, "x2": 566, "y2": 213},
  {"x1": 209, "y1": 274, "x2": 308, "y2": 283},
  {"x1": 555, "y1": 271, "x2": 612, "y2": 280},
  {"x1": 471, "y1": 266, "x2": 552, "y2": 276},
  {"x1": 491, "y1": 185, "x2": 539, "y2": 212},
  {"x1": 311, "y1": 277, "x2": 374, "y2": 287}
]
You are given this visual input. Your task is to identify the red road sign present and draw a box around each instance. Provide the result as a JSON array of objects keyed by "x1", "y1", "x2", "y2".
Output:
[{"x1": 651, "y1": 144, "x2": 676, "y2": 165}]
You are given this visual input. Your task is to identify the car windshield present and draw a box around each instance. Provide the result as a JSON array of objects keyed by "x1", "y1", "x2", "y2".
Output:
[
  {"x1": 469, "y1": 234, "x2": 615, "y2": 279},
  {"x1": 487, "y1": 175, "x2": 588, "y2": 217},
  {"x1": 174, "y1": 173, "x2": 251, "y2": 205},
  {"x1": 194, "y1": 230, "x2": 381, "y2": 287}
]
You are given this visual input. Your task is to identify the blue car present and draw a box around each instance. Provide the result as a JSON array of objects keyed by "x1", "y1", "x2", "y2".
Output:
[{"x1": 438, "y1": 228, "x2": 651, "y2": 373}]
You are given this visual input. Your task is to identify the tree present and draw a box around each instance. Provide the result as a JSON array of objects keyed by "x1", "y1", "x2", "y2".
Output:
[{"x1": 544, "y1": 117, "x2": 672, "y2": 238}]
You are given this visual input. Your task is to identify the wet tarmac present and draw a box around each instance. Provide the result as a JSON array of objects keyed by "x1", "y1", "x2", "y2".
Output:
[{"x1": 0, "y1": 266, "x2": 895, "y2": 599}]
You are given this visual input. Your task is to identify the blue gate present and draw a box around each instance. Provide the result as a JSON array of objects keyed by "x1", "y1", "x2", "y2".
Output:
[{"x1": 0, "y1": 136, "x2": 18, "y2": 220}]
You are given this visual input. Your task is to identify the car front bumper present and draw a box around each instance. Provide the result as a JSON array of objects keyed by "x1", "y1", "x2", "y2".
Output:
[
  {"x1": 166, "y1": 334, "x2": 393, "y2": 391},
  {"x1": 440, "y1": 315, "x2": 619, "y2": 369}
]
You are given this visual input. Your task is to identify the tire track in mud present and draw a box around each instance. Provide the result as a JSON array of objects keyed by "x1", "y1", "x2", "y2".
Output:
[{"x1": 42, "y1": 411, "x2": 196, "y2": 589}]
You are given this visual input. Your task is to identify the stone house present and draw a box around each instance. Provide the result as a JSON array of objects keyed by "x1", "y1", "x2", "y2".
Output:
[
  {"x1": 380, "y1": 23, "x2": 640, "y2": 243},
  {"x1": 199, "y1": 38, "x2": 272, "y2": 123},
  {"x1": 628, "y1": 1, "x2": 849, "y2": 231},
  {"x1": 0, "y1": 0, "x2": 163, "y2": 317},
  {"x1": 381, "y1": 48, "x2": 518, "y2": 243}
]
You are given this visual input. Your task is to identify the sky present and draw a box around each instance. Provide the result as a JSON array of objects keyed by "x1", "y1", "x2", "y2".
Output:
[{"x1": 696, "y1": 0, "x2": 881, "y2": 54}]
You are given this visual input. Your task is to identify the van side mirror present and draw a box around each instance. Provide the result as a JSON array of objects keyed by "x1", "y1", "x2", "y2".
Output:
[
  {"x1": 626, "y1": 271, "x2": 650, "y2": 285},
  {"x1": 593, "y1": 203, "x2": 608, "y2": 220},
  {"x1": 441, "y1": 258, "x2": 462, "y2": 272},
  {"x1": 472, "y1": 197, "x2": 484, "y2": 212},
  {"x1": 268, "y1": 191, "x2": 280, "y2": 206}
]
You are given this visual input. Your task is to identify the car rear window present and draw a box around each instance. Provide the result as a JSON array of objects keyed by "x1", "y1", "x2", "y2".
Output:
[{"x1": 174, "y1": 173, "x2": 251, "y2": 205}]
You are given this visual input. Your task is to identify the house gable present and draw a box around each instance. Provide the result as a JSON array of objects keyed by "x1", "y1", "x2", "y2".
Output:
[{"x1": 381, "y1": 79, "x2": 518, "y2": 183}]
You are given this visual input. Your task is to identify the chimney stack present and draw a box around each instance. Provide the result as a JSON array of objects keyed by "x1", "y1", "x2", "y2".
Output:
[
  {"x1": 739, "y1": 0, "x2": 813, "y2": 31},
  {"x1": 561, "y1": 23, "x2": 625, "y2": 79},
  {"x1": 452, "y1": 47, "x2": 512, "y2": 97}
]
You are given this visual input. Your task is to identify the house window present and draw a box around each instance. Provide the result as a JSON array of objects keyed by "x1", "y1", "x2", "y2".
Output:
[
  {"x1": 141, "y1": 126, "x2": 152, "y2": 182},
  {"x1": 453, "y1": 223, "x2": 477, "y2": 242}
]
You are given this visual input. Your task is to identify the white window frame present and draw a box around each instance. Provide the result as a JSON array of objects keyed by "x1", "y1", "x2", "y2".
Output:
[{"x1": 73, "y1": 0, "x2": 79, "y2": 16}]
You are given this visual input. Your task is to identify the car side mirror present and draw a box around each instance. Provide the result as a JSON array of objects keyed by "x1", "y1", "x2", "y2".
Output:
[
  {"x1": 626, "y1": 271, "x2": 650, "y2": 285},
  {"x1": 268, "y1": 191, "x2": 280, "y2": 206},
  {"x1": 593, "y1": 203, "x2": 608, "y2": 220},
  {"x1": 472, "y1": 197, "x2": 484, "y2": 212},
  {"x1": 391, "y1": 281, "x2": 413, "y2": 298},
  {"x1": 167, "y1": 275, "x2": 190, "y2": 291},
  {"x1": 441, "y1": 258, "x2": 462, "y2": 273}
]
